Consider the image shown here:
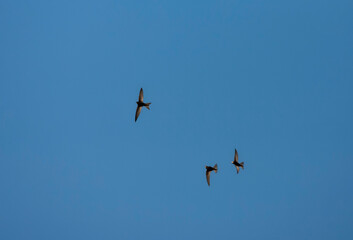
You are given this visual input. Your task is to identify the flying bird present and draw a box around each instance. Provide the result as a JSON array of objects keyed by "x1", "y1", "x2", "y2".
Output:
[
  {"x1": 135, "y1": 88, "x2": 151, "y2": 122},
  {"x1": 231, "y1": 148, "x2": 244, "y2": 174},
  {"x1": 205, "y1": 164, "x2": 218, "y2": 186}
]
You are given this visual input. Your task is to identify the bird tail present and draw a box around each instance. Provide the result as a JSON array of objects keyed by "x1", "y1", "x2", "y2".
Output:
[
  {"x1": 145, "y1": 103, "x2": 151, "y2": 110},
  {"x1": 240, "y1": 162, "x2": 244, "y2": 169},
  {"x1": 214, "y1": 164, "x2": 218, "y2": 173}
]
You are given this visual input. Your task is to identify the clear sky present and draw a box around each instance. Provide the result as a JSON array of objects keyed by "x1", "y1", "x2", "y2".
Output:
[{"x1": 1, "y1": 0, "x2": 353, "y2": 239}]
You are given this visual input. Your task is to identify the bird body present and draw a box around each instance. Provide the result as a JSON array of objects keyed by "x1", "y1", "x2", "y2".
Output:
[
  {"x1": 136, "y1": 101, "x2": 150, "y2": 108},
  {"x1": 231, "y1": 148, "x2": 244, "y2": 174},
  {"x1": 135, "y1": 88, "x2": 151, "y2": 122},
  {"x1": 205, "y1": 164, "x2": 218, "y2": 186}
]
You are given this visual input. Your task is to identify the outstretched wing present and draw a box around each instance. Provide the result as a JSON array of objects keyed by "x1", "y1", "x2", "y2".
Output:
[
  {"x1": 206, "y1": 170, "x2": 211, "y2": 186},
  {"x1": 235, "y1": 165, "x2": 239, "y2": 174},
  {"x1": 139, "y1": 88, "x2": 144, "y2": 102},
  {"x1": 234, "y1": 148, "x2": 239, "y2": 163},
  {"x1": 135, "y1": 106, "x2": 142, "y2": 122}
]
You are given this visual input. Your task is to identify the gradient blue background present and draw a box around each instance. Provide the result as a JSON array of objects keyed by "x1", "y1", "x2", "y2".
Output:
[{"x1": 1, "y1": 1, "x2": 353, "y2": 239}]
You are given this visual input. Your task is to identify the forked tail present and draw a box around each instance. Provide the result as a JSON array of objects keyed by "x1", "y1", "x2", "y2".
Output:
[
  {"x1": 240, "y1": 162, "x2": 244, "y2": 169},
  {"x1": 214, "y1": 164, "x2": 218, "y2": 173},
  {"x1": 145, "y1": 103, "x2": 151, "y2": 110}
]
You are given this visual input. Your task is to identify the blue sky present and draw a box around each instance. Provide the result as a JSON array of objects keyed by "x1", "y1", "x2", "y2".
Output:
[{"x1": 1, "y1": 0, "x2": 353, "y2": 239}]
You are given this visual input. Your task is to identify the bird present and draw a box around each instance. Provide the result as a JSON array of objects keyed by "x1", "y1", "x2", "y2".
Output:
[
  {"x1": 205, "y1": 164, "x2": 218, "y2": 186},
  {"x1": 231, "y1": 148, "x2": 244, "y2": 174},
  {"x1": 135, "y1": 88, "x2": 151, "y2": 122}
]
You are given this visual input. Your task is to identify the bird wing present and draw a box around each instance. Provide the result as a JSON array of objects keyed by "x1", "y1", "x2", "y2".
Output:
[
  {"x1": 235, "y1": 165, "x2": 239, "y2": 174},
  {"x1": 206, "y1": 170, "x2": 211, "y2": 186},
  {"x1": 135, "y1": 106, "x2": 142, "y2": 122},
  {"x1": 139, "y1": 88, "x2": 144, "y2": 102},
  {"x1": 234, "y1": 148, "x2": 239, "y2": 163}
]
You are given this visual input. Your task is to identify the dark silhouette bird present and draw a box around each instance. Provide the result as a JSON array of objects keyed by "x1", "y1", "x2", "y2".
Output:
[
  {"x1": 135, "y1": 88, "x2": 151, "y2": 122},
  {"x1": 231, "y1": 148, "x2": 244, "y2": 174},
  {"x1": 205, "y1": 164, "x2": 218, "y2": 186}
]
